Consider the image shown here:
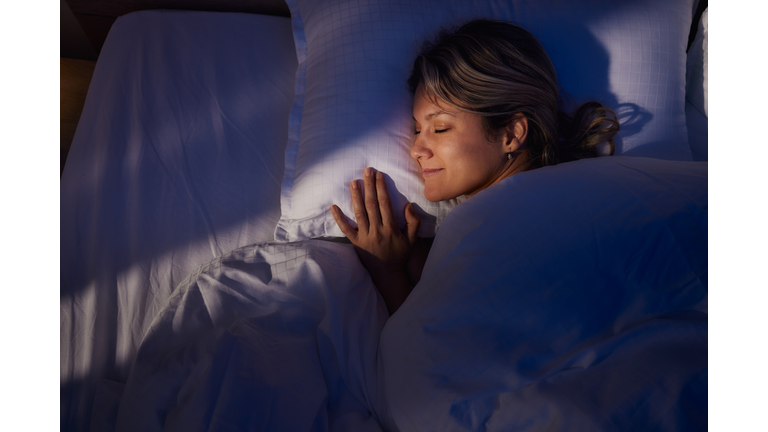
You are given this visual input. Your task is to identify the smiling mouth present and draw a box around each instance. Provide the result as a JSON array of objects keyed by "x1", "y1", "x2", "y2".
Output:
[{"x1": 421, "y1": 168, "x2": 443, "y2": 178}]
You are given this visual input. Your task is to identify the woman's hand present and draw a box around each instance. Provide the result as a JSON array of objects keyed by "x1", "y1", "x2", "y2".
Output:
[
  {"x1": 331, "y1": 167, "x2": 421, "y2": 314},
  {"x1": 332, "y1": 167, "x2": 420, "y2": 267}
]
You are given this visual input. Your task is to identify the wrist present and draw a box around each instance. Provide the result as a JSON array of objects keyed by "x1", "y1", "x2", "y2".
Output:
[
  {"x1": 369, "y1": 265, "x2": 410, "y2": 288},
  {"x1": 369, "y1": 267, "x2": 412, "y2": 315}
]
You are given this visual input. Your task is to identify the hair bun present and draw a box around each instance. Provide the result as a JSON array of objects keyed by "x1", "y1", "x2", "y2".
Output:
[{"x1": 553, "y1": 101, "x2": 620, "y2": 165}]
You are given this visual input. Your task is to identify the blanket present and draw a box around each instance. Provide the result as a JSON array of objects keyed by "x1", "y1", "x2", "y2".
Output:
[
  {"x1": 379, "y1": 156, "x2": 707, "y2": 431},
  {"x1": 106, "y1": 156, "x2": 707, "y2": 431},
  {"x1": 110, "y1": 242, "x2": 388, "y2": 431}
]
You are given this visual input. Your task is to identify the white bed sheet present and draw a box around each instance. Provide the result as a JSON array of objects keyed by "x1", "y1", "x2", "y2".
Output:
[{"x1": 60, "y1": 10, "x2": 298, "y2": 431}]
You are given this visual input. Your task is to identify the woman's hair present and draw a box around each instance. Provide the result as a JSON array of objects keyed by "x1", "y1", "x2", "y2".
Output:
[{"x1": 408, "y1": 19, "x2": 620, "y2": 169}]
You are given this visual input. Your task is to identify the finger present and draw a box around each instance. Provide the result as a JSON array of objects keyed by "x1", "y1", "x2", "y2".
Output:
[
  {"x1": 350, "y1": 180, "x2": 369, "y2": 233},
  {"x1": 405, "y1": 203, "x2": 421, "y2": 246},
  {"x1": 363, "y1": 168, "x2": 382, "y2": 227},
  {"x1": 376, "y1": 171, "x2": 398, "y2": 229},
  {"x1": 331, "y1": 205, "x2": 359, "y2": 243}
]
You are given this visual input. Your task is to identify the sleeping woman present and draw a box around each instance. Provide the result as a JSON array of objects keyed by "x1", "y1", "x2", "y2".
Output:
[{"x1": 330, "y1": 19, "x2": 620, "y2": 315}]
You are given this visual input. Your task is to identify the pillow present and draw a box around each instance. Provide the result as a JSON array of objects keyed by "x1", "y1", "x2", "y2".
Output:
[
  {"x1": 685, "y1": 7, "x2": 708, "y2": 161},
  {"x1": 276, "y1": 0, "x2": 696, "y2": 242}
]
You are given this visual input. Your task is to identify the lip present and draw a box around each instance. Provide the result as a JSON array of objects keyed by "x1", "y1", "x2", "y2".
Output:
[{"x1": 421, "y1": 168, "x2": 443, "y2": 179}]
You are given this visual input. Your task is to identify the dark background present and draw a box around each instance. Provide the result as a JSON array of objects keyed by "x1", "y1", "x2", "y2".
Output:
[{"x1": 63, "y1": 0, "x2": 290, "y2": 58}]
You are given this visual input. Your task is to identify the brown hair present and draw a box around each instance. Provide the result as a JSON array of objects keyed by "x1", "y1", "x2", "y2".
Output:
[{"x1": 408, "y1": 19, "x2": 620, "y2": 169}]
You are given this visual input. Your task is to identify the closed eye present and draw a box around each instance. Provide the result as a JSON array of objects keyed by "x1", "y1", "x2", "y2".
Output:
[{"x1": 414, "y1": 129, "x2": 448, "y2": 135}]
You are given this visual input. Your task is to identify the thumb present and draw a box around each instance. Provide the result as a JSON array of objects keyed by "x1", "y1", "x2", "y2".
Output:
[{"x1": 404, "y1": 203, "x2": 420, "y2": 245}]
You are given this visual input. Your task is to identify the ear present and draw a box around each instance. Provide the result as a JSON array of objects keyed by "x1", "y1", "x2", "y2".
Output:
[{"x1": 502, "y1": 114, "x2": 528, "y2": 153}]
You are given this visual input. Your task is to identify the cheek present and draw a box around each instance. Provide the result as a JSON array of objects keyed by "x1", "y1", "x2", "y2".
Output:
[
  {"x1": 445, "y1": 141, "x2": 480, "y2": 173},
  {"x1": 437, "y1": 140, "x2": 465, "y2": 167},
  {"x1": 450, "y1": 140, "x2": 500, "y2": 182}
]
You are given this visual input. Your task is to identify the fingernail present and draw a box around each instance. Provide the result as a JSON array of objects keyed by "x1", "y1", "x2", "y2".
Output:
[
  {"x1": 376, "y1": 172, "x2": 382, "y2": 180},
  {"x1": 351, "y1": 180, "x2": 358, "y2": 189},
  {"x1": 365, "y1": 168, "x2": 372, "y2": 177}
]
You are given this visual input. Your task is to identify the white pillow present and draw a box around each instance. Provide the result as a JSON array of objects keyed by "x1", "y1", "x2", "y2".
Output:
[{"x1": 276, "y1": 0, "x2": 696, "y2": 242}]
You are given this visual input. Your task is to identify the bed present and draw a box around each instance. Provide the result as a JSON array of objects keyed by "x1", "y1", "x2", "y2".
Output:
[{"x1": 60, "y1": 0, "x2": 708, "y2": 431}]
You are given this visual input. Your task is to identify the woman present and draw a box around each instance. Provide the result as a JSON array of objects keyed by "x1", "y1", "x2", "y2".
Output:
[{"x1": 330, "y1": 19, "x2": 619, "y2": 315}]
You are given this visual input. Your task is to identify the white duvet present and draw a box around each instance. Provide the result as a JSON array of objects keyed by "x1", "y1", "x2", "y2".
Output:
[
  {"x1": 111, "y1": 241, "x2": 388, "y2": 431},
  {"x1": 104, "y1": 156, "x2": 707, "y2": 431},
  {"x1": 378, "y1": 156, "x2": 707, "y2": 431}
]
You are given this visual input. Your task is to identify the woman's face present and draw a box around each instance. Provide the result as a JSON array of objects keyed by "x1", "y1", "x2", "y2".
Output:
[{"x1": 411, "y1": 86, "x2": 512, "y2": 202}]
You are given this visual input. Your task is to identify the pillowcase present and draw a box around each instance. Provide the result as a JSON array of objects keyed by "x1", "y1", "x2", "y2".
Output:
[{"x1": 276, "y1": 0, "x2": 696, "y2": 242}]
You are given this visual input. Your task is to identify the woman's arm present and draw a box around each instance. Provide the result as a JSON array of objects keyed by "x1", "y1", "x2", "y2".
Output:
[
  {"x1": 407, "y1": 237, "x2": 433, "y2": 287},
  {"x1": 331, "y1": 167, "x2": 421, "y2": 315}
]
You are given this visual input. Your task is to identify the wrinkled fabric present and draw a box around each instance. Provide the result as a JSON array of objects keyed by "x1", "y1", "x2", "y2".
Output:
[
  {"x1": 60, "y1": 11, "x2": 298, "y2": 432},
  {"x1": 379, "y1": 156, "x2": 708, "y2": 431},
  {"x1": 114, "y1": 241, "x2": 388, "y2": 432},
  {"x1": 101, "y1": 157, "x2": 705, "y2": 431}
]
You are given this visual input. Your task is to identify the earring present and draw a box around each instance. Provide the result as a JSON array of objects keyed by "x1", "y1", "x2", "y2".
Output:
[{"x1": 506, "y1": 152, "x2": 513, "y2": 160}]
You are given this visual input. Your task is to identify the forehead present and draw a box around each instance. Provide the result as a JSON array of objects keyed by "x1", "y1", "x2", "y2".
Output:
[{"x1": 413, "y1": 86, "x2": 458, "y2": 120}]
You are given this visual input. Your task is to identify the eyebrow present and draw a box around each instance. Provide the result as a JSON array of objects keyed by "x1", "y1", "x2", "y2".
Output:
[{"x1": 413, "y1": 110, "x2": 456, "y2": 122}]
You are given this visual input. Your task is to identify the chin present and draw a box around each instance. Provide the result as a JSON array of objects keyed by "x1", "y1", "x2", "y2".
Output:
[
  {"x1": 423, "y1": 188, "x2": 452, "y2": 203},
  {"x1": 423, "y1": 189, "x2": 440, "y2": 202}
]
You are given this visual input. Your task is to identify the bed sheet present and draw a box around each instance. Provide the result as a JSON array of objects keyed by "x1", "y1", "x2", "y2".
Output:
[{"x1": 60, "y1": 10, "x2": 298, "y2": 432}]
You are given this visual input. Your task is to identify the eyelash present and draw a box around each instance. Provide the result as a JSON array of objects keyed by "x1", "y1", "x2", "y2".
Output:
[{"x1": 414, "y1": 129, "x2": 448, "y2": 135}]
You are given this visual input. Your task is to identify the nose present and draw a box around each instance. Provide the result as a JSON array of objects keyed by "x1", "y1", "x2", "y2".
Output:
[{"x1": 410, "y1": 132, "x2": 432, "y2": 161}]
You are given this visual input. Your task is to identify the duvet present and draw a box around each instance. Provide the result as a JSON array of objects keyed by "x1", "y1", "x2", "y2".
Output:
[{"x1": 106, "y1": 156, "x2": 707, "y2": 431}]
